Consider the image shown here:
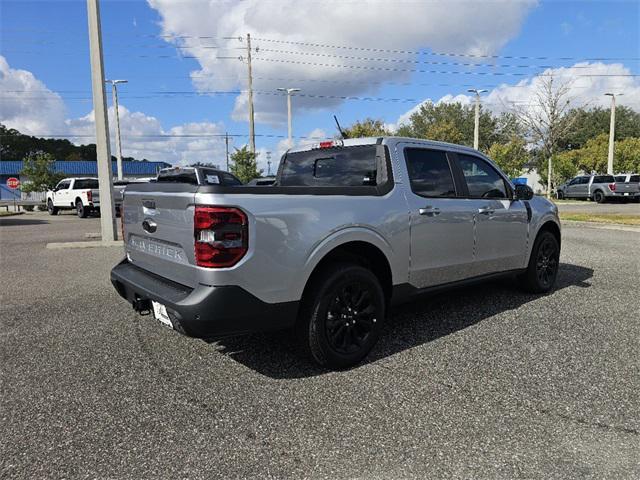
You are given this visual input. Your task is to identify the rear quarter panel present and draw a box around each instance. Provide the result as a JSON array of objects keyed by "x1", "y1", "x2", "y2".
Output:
[{"x1": 193, "y1": 190, "x2": 410, "y2": 304}]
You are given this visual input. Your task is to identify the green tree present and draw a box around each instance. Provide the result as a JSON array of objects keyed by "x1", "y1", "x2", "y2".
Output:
[
  {"x1": 342, "y1": 118, "x2": 391, "y2": 138},
  {"x1": 616, "y1": 137, "x2": 640, "y2": 173},
  {"x1": 19, "y1": 151, "x2": 65, "y2": 193},
  {"x1": 230, "y1": 146, "x2": 261, "y2": 183},
  {"x1": 559, "y1": 106, "x2": 640, "y2": 150},
  {"x1": 396, "y1": 101, "x2": 500, "y2": 151},
  {"x1": 487, "y1": 137, "x2": 530, "y2": 178}
]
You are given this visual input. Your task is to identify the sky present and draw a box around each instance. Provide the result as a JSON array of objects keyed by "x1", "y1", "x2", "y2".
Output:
[{"x1": 1, "y1": 0, "x2": 639, "y2": 173}]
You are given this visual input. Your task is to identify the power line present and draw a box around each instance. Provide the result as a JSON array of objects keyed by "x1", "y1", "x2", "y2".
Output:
[
  {"x1": 254, "y1": 57, "x2": 639, "y2": 77},
  {"x1": 251, "y1": 37, "x2": 640, "y2": 62}
]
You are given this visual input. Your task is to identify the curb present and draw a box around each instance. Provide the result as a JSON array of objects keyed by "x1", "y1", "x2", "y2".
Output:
[{"x1": 562, "y1": 220, "x2": 640, "y2": 233}]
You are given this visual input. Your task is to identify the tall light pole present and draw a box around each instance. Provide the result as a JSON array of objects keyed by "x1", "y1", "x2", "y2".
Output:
[
  {"x1": 467, "y1": 88, "x2": 487, "y2": 150},
  {"x1": 87, "y1": 0, "x2": 116, "y2": 241},
  {"x1": 277, "y1": 87, "x2": 300, "y2": 147},
  {"x1": 105, "y1": 79, "x2": 127, "y2": 180},
  {"x1": 605, "y1": 92, "x2": 623, "y2": 175}
]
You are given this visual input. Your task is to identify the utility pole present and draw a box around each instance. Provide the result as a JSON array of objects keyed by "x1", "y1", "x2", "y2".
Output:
[
  {"x1": 225, "y1": 132, "x2": 230, "y2": 171},
  {"x1": 246, "y1": 33, "x2": 255, "y2": 154},
  {"x1": 106, "y1": 79, "x2": 127, "y2": 180},
  {"x1": 277, "y1": 87, "x2": 300, "y2": 147},
  {"x1": 467, "y1": 89, "x2": 487, "y2": 150},
  {"x1": 266, "y1": 151, "x2": 272, "y2": 176},
  {"x1": 87, "y1": 0, "x2": 116, "y2": 241},
  {"x1": 605, "y1": 92, "x2": 623, "y2": 175}
]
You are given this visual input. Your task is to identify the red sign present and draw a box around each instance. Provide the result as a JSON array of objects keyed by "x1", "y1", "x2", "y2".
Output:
[{"x1": 6, "y1": 177, "x2": 20, "y2": 190}]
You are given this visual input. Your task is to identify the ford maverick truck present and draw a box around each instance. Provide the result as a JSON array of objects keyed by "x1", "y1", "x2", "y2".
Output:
[{"x1": 111, "y1": 137, "x2": 561, "y2": 369}]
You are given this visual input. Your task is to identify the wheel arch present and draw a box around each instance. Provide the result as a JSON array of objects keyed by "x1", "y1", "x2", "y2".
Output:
[
  {"x1": 537, "y1": 220, "x2": 561, "y2": 250},
  {"x1": 300, "y1": 239, "x2": 394, "y2": 308}
]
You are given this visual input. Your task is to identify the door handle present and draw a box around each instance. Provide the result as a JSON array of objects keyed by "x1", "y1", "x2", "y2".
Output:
[
  {"x1": 478, "y1": 206, "x2": 495, "y2": 215},
  {"x1": 419, "y1": 206, "x2": 441, "y2": 216}
]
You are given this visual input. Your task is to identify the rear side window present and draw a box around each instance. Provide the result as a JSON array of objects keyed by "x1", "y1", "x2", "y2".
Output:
[
  {"x1": 74, "y1": 179, "x2": 99, "y2": 189},
  {"x1": 578, "y1": 177, "x2": 590, "y2": 184},
  {"x1": 615, "y1": 176, "x2": 627, "y2": 182},
  {"x1": 279, "y1": 145, "x2": 382, "y2": 187},
  {"x1": 458, "y1": 154, "x2": 508, "y2": 199},
  {"x1": 593, "y1": 175, "x2": 615, "y2": 183},
  {"x1": 630, "y1": 175, "x2": 640, "y2": 183},
  {"x1": 404, "y1": 148, "x2": 456, "y2": 197}
]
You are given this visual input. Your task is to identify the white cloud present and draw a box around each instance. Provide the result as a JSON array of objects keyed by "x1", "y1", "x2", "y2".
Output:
[
  {"x1": 0, "y1": 55, "x2": 66, "y2": 135},
  {"x1": 66, "y1": 105, "x2": 227, "y2": 166},
  {"x1": 395, "y1": 62, "x2": 640, "y2": 127},
  {"x1": 147, "y1": 0, "x2": 537, "y2": 124},
  {"x1": 275, "y1": 127, "x2": 329, "y2": 160},
  {"x1": 0, "y1": 56, "x2": 227, "y2": 166}
]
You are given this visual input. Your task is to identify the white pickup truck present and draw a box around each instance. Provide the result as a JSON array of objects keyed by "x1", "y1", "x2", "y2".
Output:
[{"x1": 47, "y1": 177, "x2": 103, "y2": 218}]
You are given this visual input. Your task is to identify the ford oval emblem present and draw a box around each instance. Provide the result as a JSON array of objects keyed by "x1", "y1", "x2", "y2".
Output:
[{"x1": 142, "y1": 218, "x2": 157, "y2": 233}]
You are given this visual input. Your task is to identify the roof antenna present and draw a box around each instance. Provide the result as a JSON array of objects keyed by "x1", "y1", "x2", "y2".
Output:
[{"x1": 334, "y1": 115, "x2": 349, "y2": 139}]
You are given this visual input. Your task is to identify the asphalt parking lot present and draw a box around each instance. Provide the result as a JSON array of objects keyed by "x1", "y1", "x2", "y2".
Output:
[{"x1": 1, "y1": 212, "x2": 639, "y2": 479}]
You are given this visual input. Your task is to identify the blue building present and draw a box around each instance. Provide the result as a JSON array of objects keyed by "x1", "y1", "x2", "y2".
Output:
[{"x1": 0, "y1": 160, "x2": 171, "y2": 199}]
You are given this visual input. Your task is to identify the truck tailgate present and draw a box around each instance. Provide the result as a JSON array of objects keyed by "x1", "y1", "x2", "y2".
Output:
[
  {"x1": 122, "y1": 185, "x2": 198, "y2": 288},
  {"x1": 616, "y1": 183, "x2": 640, "y2": 194}
]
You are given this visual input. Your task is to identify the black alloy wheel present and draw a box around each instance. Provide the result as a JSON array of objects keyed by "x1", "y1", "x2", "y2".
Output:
[
  {"x1": 325, "y1": 280, "x2": 378, "y2": 355},
  {"x1": 518, "y1": 230, "x2": 560, "y2": 293},
  {"x1": 297, "y1": 263, "x2": 385, "y2": 369},
  {"x1": 535, "y1": 235, "x2": 559, "y2": 290}
]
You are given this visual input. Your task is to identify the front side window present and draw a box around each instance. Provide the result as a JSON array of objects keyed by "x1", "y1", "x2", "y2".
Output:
[
  {"x1": 404, "y1": 148, "x2": 456, "y2": 197},
  {"x1": 615, "y1": 176, "x2": 627, "y2": 182},
  {"x1": 458, "y1": 154, "x2": 508, "y2": 199},
  {"x1": 56, "y1": 181, "x2": 70, "y2": 190}
]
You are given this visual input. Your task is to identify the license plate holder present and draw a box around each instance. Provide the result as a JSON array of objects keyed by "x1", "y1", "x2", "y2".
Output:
[{"x1": 151, "y1": 301, "x2": 173, "y2": 329}]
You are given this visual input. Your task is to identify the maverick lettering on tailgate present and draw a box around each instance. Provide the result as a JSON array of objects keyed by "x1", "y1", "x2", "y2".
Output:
[{"x1": 129, "y1": 236, "x2": 187, "y2": 264}]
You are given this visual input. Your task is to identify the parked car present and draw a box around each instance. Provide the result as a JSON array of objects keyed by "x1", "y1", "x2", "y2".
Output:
[
  {"x1": 556, "y1": 174, "x2": 617, "y2": 203},
  {"x1": 247, "y1": 176, "x2": 276, "y2": 186},
  {"x1": 47, "y1": 177, "x2": 102, "y2": 218},
  {"x1": 613, "y1": 174, "x2": 640, "y2": 202},
  {"x1": 111, "y1": 137, "x2": 561, "y2": 369}
]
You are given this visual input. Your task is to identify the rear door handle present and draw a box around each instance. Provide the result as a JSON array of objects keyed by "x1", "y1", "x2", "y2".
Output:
[
  {"x1": 478, "y1": 206, "x2": 495, "y2": 215},
  {"x1": 419, "y1": 206, "x2": 441, "y2": 216}
]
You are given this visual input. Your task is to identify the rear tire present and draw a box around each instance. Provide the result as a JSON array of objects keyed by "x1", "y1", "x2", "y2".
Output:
[
  {"x1": 593, "y1": 190, "x2": 605, "y2": 203},
  {"x1": 518, "y1": 231, "x2": 560, "y2": 294},
  {"x1": 296, "y1": 263, "x2": 385, "y2": 370},
  {"x1": 76, "y1": 200, "x2": 88, "y2": 218}
]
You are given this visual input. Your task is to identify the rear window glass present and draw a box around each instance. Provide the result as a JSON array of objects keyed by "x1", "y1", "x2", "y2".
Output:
[
  {"x1": 615, "y1": 176, "x2": 627, "y2": 182},
  {"x1": 74, "y1": 179, "x2": 99, "y2": 189},
  {"x1": 593, "y1": 175, "x2": 615, "y2": 183},
  {"x1": 157, "y1": 169, "x2": 198, "y2": 184},
  {"x1": 279, "y1": 145, "x2": 380, "y2": 187},
  {"x1": 404, "y1": 148, "x2": 456, "y2": 197}
]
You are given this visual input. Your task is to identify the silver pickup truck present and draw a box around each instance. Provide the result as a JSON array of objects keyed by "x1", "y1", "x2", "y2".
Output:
[
  {"x1": 614, "y1": 174, "x2": 640, "y2": 201},
  {"x1": 111, "y1": 137, "x2": 561, "y2": 368},
  {"x1": 556, "y1": 174, "x2": 617, "y2": 203}
]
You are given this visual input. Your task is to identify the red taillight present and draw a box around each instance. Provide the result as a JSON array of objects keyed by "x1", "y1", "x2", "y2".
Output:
[
  {"x1": 319, "y1": 141, "x2": 334, "y2": 149},
  {"x1": 87, "y1": 190, "x2": 92, "y2": 202},
  {"x1": 609, "y1": 183, "x2": 616, "y2": 191},
  {"x1": 194, "y1": 206, "x2": 248, "y2": 268}
]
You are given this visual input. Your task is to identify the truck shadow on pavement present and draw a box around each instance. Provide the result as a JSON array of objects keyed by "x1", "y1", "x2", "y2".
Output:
[
  {"x1": 213, "y1": 263, "x2": 594, "y2": 379},
  {"x1": 0, "y1": 217, "x2": 50, "y2": 226}
]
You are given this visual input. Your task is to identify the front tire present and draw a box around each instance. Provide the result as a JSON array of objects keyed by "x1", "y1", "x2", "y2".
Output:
[
  {"x1": 518, "y1": 231, "x2": 560, "y2": 293},
  {"x1": 47, "y1": 200, "x2": 58, "y2": 215},
  {"x1": 556, "y1": 190, "x2": 564, "y2": 200},
  {"x1": 76, "y1": 200, "x2": 88, "y2": 218},
  {"x1": 296, "y1": 263, "x2": 386, "y2": 370}
]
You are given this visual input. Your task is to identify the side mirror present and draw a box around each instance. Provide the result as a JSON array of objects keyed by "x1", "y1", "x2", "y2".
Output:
[{"x1": 514, "y1": 184, "x2": 534, "y2": 201}]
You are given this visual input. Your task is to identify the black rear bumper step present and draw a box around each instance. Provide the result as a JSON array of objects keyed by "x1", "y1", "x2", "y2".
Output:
[{"x1": 110, "y1": 259, "x2": 299, "y2": 338}]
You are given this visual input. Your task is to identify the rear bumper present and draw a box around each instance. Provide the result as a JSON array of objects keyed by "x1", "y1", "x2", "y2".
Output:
[{"x1": 110, "y1": 259, "x2": 299, "y2": 338}]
